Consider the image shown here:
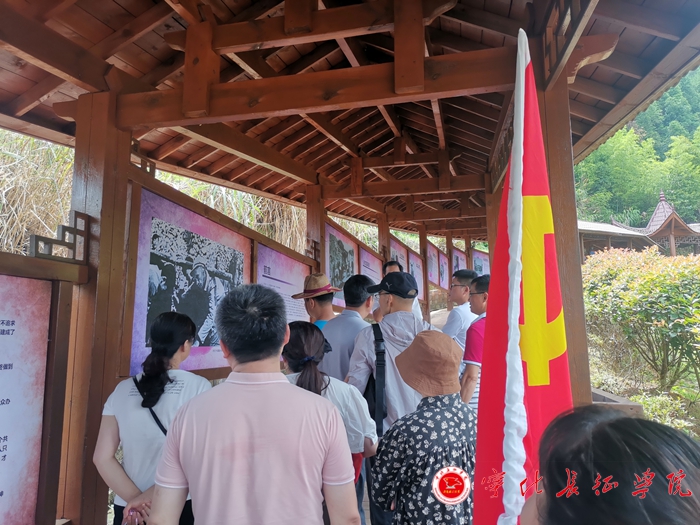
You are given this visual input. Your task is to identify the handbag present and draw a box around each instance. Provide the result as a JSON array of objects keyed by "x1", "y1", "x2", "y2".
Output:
[
  {"x1": 132, "y1": 376, "x2": 168, "y2": 436},
  {"x1": 363, "y1": 323, "x2": 387, "y2": 437}
]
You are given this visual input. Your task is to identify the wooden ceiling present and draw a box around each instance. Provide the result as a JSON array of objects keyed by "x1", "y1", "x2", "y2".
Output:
[{"x1": 1, "y1": 0, "x2": 699, "y2": 241}]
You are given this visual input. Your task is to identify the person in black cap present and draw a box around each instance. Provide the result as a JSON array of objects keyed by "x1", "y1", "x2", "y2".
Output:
[{"x1": 346, "y1": 271, "x2": 440, "y2": 525}]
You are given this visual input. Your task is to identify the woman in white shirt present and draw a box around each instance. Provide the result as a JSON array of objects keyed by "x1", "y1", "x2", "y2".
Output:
[
  {"x1": 283, "y1": 321, "x2": 378, "y2": 480},
  {"x1": 93, "y1": 312, "x2": 211, "y2": 525}
]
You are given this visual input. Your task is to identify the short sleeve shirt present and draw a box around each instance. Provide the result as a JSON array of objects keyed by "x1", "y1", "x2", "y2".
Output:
[
  {"x1": 155, "y1": 371, "x2": 354, "y2": 525},
  {"x1": 102, "y1": 370, "x2": 211, "y2": 506},
  {"x1": 463, "y1": 315, "x2": 486, "y2": 412}
]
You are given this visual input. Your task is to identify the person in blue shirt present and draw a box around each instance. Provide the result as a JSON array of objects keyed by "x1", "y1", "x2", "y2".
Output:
[{"x1": 292, "y1": 273, "x2": 340, "y2": 329}]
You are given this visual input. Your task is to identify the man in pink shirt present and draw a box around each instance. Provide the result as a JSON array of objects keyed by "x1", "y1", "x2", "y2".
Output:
[
  {"x1": 460, "y1": 274, "x2": 489, "y2": 412},
  {"x1": 147, "y1": 284, "x2": 360, "y2": 525}
]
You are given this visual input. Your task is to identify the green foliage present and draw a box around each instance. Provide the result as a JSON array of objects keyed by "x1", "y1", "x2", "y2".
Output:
[
  {"x1": 582, "y1": 248, "x2": 700, "y2": 391},
  {"x1": 634, "y1": 66, "x2": 700, "y2": 158},
  {"x1": 629, "y1": 392, "x2": 694, "y2": 435},
  {"x1": 390, "y1": 229, "x2": 420, "y2": 252},
  {"x1": 575, "y1": 67, "x2": 700, "y2": 224}
]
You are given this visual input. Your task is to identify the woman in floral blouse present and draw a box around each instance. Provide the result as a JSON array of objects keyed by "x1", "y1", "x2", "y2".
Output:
[{"x1": 371, "y1": 331, "x2": 477, "y2": 525}]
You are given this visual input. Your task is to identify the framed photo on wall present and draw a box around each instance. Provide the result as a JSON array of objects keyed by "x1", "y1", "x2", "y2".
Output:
[
  {"x1": 439, "y1": 251, "x2": 450, "y2": 290},
  {"x1": 427, "y1": 243, "x2": 439, "y2": 286},
  {"x1": 325, "y1": 224, "x2": 359, "y2": 308},
  {"x1": 130, "y1": 189, "x2": 252, "y2": 375}
]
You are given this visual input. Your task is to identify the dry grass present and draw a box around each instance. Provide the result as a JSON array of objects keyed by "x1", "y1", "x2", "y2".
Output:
[
  {"x1": 0, "y1": 129, "x2": 74, "y2": 255},
  {"x1": 0, "y1": 128, "x2": 457, "y2": 263},
  {"x1": 157, "y1": 172, "x2": 308, "y2": 254}
]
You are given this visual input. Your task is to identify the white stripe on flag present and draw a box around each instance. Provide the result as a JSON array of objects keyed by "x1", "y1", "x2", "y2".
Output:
[{"x1": 498, "y1": 27, "x2": 530, "y2": 525}]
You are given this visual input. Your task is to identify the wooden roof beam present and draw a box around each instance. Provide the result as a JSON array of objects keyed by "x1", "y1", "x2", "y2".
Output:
[
  {"x1": 321, "y1": 173, "x2": 484, "y2": 200},
  {"x1": 164, "y1": 0, "x2": 457, "y2": 53},
  {"x1": 117, "y1": 47, "x2": 517, "y2": 129},
  {"x1": 594, "y1": 0, "x2": 688, "y2": 42}
]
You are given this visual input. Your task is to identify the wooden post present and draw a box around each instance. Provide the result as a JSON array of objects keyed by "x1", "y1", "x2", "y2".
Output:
[
  {"x1": 393, "y1": 0, "x2": 425, "y2": 94},
  {"x1": 306, "y1": 184, "x2": 325, "y2": 271},
  {"x1": 58, "y1": 91, "x2": 134, "y2": 524},
  {"x1": 536, "y1": 46, "x2": 592, "y2": 407},
  {"x1": 485, "y1": 184, "x2": 502, "y2": 268},
  {"x1": 446, "y1": 232, "x2": 454, "y2": 312},
  {"x1": 464, "y1": 235, "x2": 473, "y2": 269},
  {"x1": 669, "y1": 223, "x2": 677, "y2": 256},
  {"x1": 581, "y1": 234, "x2": 586, "y2": 263},
  {"x1": 418, "y1": 225, "x2": 430, "y2": 322},
  {"x1": 377, "y1": 212, "x2": 391, "y2": 263}
]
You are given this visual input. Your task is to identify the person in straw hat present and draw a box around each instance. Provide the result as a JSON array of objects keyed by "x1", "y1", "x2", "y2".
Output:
[
  {"x1": 370, "y1": 331, "x2": 477, "y2": 525},
  {"x1": 292, "y1": 273, "x2": 341, "y2": 329}
]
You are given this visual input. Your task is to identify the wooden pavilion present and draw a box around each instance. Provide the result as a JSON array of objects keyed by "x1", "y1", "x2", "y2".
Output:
[
  {"x1": 1, "y1": 0, "x2": 700, "y2": 523},
  {"x1": 578, "y1": 219, "x2": 654, "y2": 259},
  {"x1": 613, "y1": 191, "x2": 700, "y2": 255}
]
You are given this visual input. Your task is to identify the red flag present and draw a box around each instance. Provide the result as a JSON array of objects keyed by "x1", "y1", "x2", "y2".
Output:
[{"x1": 473, "y1": 29, "x2": 573, "y2": 525}]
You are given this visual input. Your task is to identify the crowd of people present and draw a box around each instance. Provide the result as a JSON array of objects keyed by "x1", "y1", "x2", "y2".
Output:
[{"x1": 95, "y1": 262, "x2": 700, "y2": 525}]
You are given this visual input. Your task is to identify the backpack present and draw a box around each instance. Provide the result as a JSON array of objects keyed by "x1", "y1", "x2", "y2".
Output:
[{"x1": 363, "y1": 323, "x2": 387, "y2": 437}]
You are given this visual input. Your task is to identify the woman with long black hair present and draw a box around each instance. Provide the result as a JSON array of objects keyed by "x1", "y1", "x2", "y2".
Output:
[
  {"x1": 93, "y1": 312, "x2": 211, "y2": 525},
  {"x1": 282, "y1": 321, "x2": 378, "y2": 481}
]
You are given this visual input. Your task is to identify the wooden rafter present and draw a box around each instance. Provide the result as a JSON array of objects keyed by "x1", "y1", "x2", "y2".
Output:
[
  {"x1": 594, "y1": 0, "x2": 687, "y2": 41},
  {"x1": 0, "y1": 3, "x2": 110, "y2": 92}
]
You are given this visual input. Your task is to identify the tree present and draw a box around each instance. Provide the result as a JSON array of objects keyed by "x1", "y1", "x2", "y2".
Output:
[{"x1": 574, "y1": 127, "x2": 663, "y2": 225}]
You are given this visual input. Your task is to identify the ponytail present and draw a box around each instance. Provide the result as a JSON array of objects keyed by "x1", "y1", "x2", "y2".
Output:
[
  {"x1": 282, "y1": 321, "x2": 330, "y2": 396},
  {"x1": 138, "y1": 312, "x2": 196, "y2": 408}
]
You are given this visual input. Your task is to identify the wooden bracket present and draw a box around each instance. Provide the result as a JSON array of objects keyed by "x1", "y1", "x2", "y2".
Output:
[
  {"x1": 52, "y1": 100, "x2": 78, "y2": 121},
  {"x1": 350, "y1": 157, "x2": 364, "y2": 197},
  {"x1": 566, "y1": 34, "x2": 619, "y2": 84},
  {"x1": 130, "y1": 148, "x2": 157, "y2": 176},
  {"x1": 29, "y1": 211, "x2": 89, "y2": 264},
  {"x1": 393, "y1": 136, "x2": 407, "y2": 165},
  {"x1": 404, "y1": 195, "x2": 415, "y2": 218}
]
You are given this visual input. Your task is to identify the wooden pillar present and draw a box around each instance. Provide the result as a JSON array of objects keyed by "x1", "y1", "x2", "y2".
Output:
[
  {"x1": 306, "y1": 184, "x2": 325, "y2": 271},
  {"x1": 580, "y1": 234, "x2": 586, "y2": 264},
  {"x1": 418, "y1": 225, "x2": 430, "y2": 322},
  {"x1": 607, "y1": 236, "x2": 612, "y2": 250},
  {"x1": 464, "y1": 236, "x2": 473, "y2": 269},
  {"x1": 669, "y1": 224, "x2": 677, "y2": 256},
  {"x1": 58, "y1": 92, "x2": 133, "y2": 524},
  {"x1": 446, "y1": 232, "x2": 454, "y2": 311},
  {"x1": 485, "y1": 184, "x2": 503, "y2": 268},
  {"x1": 377, "y1": 212, "x2": 391, "y2": 263},
  {"x1": 536, "y1": 48, "x2": 592, "y2": 407}
]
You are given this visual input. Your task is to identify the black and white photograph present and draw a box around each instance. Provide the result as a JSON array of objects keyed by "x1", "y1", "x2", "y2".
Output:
[
  {"x1": 147, "y1": 217, "x2": 244, "y2": 347},
  {"x1": 325, "y1": 225, "x2": 358, "y2": 306}
]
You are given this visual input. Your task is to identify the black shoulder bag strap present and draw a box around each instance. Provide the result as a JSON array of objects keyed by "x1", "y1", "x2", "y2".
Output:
[
  {"x1": 132, "y1": 377, "x2": 168, "y2": 436},
  {"x1": 371, "y1": 323, "x2": 386, "y2": 437}
]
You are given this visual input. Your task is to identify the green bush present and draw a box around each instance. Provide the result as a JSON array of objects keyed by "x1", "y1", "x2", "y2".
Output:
[
  {"x1": 629, "y1": 392, "x2": 694, "y2": 436},
  {"x1": 582, "y1": 247, "x2": 700, "y2": 391}
]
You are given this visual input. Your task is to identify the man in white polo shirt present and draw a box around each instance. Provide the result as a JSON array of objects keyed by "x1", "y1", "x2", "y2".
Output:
[
  {"x1": 441, "y1": 269, "x2": 478, "y2": 376},
  {"x1": 147, "y1": 284, "x2": 360, "y2": 525}
]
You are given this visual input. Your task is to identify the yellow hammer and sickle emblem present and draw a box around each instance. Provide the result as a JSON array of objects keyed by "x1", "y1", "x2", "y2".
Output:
[{"x1": 520, "y1": 195, "x2": 567, "y2": 386}]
